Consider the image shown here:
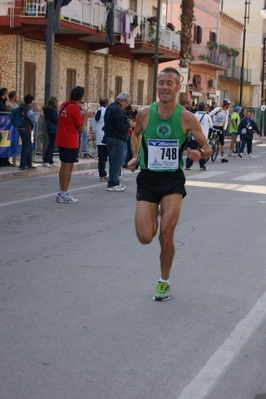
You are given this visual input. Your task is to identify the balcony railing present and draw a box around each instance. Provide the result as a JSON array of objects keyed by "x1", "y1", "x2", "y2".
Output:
[
  {"x1": 192, "y1": 44, "x2": 231, "y2": 69},
  {"x1": 220, "y1": 65, "x2": 252, "y2": 83},
  {"x1": 20, "y1": 0, "x2": 180, "y2": 52}
]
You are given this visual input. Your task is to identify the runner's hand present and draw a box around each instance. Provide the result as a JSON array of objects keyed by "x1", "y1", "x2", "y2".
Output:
[
  {"x1": 127, "y1": 157, "x2": 139, "y2": 172},
  {"x1": 187, "y1": 148, "x2": 202, "y2": 162}
]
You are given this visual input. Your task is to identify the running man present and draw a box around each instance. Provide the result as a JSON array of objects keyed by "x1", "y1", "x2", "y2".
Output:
[{"x1": 127, "y1": 67, "x2": 212, "y2": 301}]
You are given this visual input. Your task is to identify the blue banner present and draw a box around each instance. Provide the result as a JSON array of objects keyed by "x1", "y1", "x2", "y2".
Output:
[{"x1": 0, "y1": 115, "x2": 36, "y2": 158}]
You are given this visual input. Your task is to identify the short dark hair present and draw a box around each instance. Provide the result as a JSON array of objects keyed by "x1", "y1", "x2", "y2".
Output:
[
  {"x1": 197, "y1": 102, "x2": 206, "y2": 111},
  {"x1": 99, "y1": 97, "x2": 109, "y2": 107},
  {"x1": 159, "y1": 67, "x2": 181, "y2": 83},
  {"x1": 71, "y1": 86, "x2": 85, "y2": 101},
  {"x1": 0, "y1": 87, "x2": 8, "y2": 97},
  {"x1": 24, "y1": 94, "x2": 34, "y2": 104},
  {"x1": 8, "y1": 91, "x2": 17, "y2": 100}
]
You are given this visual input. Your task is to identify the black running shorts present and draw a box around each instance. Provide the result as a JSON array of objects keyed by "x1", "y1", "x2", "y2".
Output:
[
  {"x1": 58, "y1": 147, "x2": 79, "y2": 163},
  {"x1": 136, "y1": 169, "x2": 187, "y2": 204},
  {"x1": 213, "y1": 126, "x2": 224, "y2": 146}
]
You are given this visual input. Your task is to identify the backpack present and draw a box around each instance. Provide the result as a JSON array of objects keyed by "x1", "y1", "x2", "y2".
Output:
[{"x1": 10, "y1": 107, "x2": 24, "y2": 128}]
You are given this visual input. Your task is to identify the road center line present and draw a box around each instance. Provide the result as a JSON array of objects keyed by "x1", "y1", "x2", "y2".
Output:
[{"x1": 177, "y1": 291, "x2": 266, "y2": 399}]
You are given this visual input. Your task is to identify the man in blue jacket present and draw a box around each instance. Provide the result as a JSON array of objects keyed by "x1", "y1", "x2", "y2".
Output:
[
  {"x1": 238, "y1": 110, "x2": 261, "y2": 158},
  {"x1": 103, "y1": 92, "x2": 135, "y2": 192}
]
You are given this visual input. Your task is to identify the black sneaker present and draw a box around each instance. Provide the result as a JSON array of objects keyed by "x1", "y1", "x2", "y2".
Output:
[
  {"x1": 221, "y1": 158, "x2": 228, "y2": 163},
  {"x1": 28, "y1": 166, "x2": 37, "y2": 170}
]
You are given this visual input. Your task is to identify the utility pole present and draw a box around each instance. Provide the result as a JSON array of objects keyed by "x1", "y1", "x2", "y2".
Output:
[
  {"x1": 239, "y1": 0, "x2": 250, "y2": 107},
  {"x1": 152, "y1": 0, "x2": 161, "y2": 102},
  {"x1": 43, "y1": 0, "x2": 71, "y2": 158}
]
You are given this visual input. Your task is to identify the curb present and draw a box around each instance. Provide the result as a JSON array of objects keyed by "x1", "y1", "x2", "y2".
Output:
[{"x1": 0, "y1": 160, "x2": 99, "y2": 182}]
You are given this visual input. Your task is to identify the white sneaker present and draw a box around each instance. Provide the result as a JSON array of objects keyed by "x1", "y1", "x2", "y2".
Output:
[
  {"x1": 238, "y1": 153, "x2": 243, "y2": 158},
  {"x1": 107, "y1": 185, "x2": 126, "y2": 192},
  {"x1": 249, "y1": 153, "x2": 252, "y2": 158},
  {"x1": 56, "y1": 193, "x2": 79, "y2": 203},
  {"x1": 43, "y1": 163, "x2": 51, "y2": 168}
]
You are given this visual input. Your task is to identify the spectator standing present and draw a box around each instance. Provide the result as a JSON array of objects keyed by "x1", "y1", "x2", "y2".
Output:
[
  {"x1": 185, "y1": 102, "x2": 213, "y2": 171},
  {"x1": 238, "y1": 111, "x2": 261, "y2": 158},
  {"x1": 92, "y1": 97, "x2": 109, "y2": 181},
  {"x1": 18, "y1": 94, "x2": 40, "y2": 170},
  {"x1": 128, "y1": 67, "x2": 212, "y2": 301},
  {"x1": 228, "y1": 106, "x2": 242, "y2": 156},
  {"x1": 0, "y1": 87, "x2": 8, "y2": 112},
  {"x1": 209, "y1": 101, "x2": 217, "y2": 112},
  {"x1": 125, "y1": 108, "x2": 137, "y2": 166},
  {"x1": 43, "y1": 96, "x2": 58, "y2": 167},
  {"x1": 5, "y1": 90, "x2": 18, "y2": 111},
  {"x1": 0, "y1": 87, "x2": 11, "y2": 167},
  {"x1": 55, "y1": 86, "x2": 94, "y2": 204},
  {"x1": 103, "y1": 92, "x2": 134, "y2": 192},
  {"x1": 209, "y1": 99, "x2": 231, "y2": 163}
]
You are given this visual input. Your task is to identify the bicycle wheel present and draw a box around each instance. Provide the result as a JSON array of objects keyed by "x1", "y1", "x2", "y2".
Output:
[
  {"x1": 205, "y1": 140, "x2": 212, "y2": 162},
  {"x1": 211, "y1": 139, "x2": 219, "y2": 161}
]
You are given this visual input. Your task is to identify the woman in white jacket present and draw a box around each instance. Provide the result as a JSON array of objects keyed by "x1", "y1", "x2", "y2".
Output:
[{"x1": 92, "y1": 97, "x2": 109, "y2": 181}]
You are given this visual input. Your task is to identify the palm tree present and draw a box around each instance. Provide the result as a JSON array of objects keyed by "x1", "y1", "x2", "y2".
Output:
[{"x1": 179, "y1": 0, "x2": 194, "y2": 102}]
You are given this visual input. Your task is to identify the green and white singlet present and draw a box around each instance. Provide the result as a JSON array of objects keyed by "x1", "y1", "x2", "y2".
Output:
[{"x1": 138, "y1": 102, "x2": 187, "y2": 172}]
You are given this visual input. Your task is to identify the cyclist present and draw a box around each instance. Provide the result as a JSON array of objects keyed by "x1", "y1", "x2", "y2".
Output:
[{"x1": 209, "y1": 99, "x2": 231, "y2": 163}]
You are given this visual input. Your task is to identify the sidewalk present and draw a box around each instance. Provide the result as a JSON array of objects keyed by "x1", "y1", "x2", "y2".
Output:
[
  {"x1": 0, "y1": 136, "x2": 264, "y2": 182},
  {"x1": 0, "y1": 154, "x2": 99, "y2": 182}
]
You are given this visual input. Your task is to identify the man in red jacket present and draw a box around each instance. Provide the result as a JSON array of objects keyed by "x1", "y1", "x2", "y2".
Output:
[{"x1": 55, "y1": 86, "x2": 94, "y2": 204}]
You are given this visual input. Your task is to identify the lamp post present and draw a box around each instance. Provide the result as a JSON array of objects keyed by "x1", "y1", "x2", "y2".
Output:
[
  {"x1": 43, "y1": 0, "x2": 71, "y2": 157},
  {"x1": 239, "y1": 0, "x2": 250, "y2": 107},
  {"x1": 152, "y1": 0, "x2": 161, "y2": 102},
  {"x1": 260, "y1": 3, "x2": 266, "y2": 135}
]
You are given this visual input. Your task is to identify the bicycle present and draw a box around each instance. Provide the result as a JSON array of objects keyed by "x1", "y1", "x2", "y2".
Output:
[{"x1": 207, "y1": 127, "x2": 220, "y2": 162}]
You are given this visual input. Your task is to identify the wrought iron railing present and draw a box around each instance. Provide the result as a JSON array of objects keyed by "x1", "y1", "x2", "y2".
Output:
[
  {"x1": 19, "y1": 0, "x2": 180, "y2": 51},
  {"x1": 192, "y1": 44, "x2": 232, "y2": 69},
  {"x1": 220, "y1": 65, "x2": 252, "y2": 83}
]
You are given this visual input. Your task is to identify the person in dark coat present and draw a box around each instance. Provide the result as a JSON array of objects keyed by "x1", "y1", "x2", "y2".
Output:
[
  {"x1": 238, "y1": 110, "x2": 261, "y2": 158},
  {"x1": 103, "y1": 92, "x2": 135, "y2": 192},
  {"x1": 18, "y1": 94, "x2": 41, "y2": 170},
  {"x1": 42, "y1": 96, "x2": 59, "y2": 167}
]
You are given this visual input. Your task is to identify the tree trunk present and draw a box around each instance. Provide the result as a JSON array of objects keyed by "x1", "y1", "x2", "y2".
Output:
[{"x1": 180, "y1": 0, "x2": 194, "y2": 102}]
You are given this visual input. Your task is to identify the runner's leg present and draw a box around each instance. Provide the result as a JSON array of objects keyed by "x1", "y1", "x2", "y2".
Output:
[{"x1": 159, "y1": 193, "x2": 183, "y2": 280}]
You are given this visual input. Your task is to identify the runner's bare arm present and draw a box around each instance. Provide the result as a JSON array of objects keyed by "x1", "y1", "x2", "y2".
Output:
[
  {"x1": 182, "y1": 109, "x2": 212, "y2": 161},
  {"x1": 128, "y1": 107, "x2": 149, "y2": 171}
]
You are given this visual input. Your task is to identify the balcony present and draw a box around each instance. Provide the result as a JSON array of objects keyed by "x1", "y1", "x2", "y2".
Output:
[
  {"x1": 219, "y1": 65, "x2": 252, "y2": 83},
  {"x1": 1, "y1": 0, "x2": 180, "y2": 64},
  {"x1": 191, "y1": 44, "x2": 231, "y2": 71}
]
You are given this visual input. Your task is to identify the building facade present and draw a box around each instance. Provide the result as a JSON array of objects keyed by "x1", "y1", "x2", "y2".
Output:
[{"x1": 0, "y1": 0, "x2": 181, "y2": 108}]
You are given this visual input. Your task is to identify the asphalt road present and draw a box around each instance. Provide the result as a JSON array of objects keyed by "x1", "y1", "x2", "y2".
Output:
[{"x1": 1, "y1": 144, "x2": 266, "y2": 399}]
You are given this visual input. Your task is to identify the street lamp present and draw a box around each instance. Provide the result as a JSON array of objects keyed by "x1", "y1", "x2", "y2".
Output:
[
  {"x1": 260, "y1": 3, "x2": 266, "y2": 135},
  {"x1": 43, "y1": 0, "x2": 72, "y2": 157},
  {"x1": 152, "y1": 0, "x2": 161, "y2": 102},
  {"x1": 239, "y1": 0, "x2": 250, "y2": 108}
]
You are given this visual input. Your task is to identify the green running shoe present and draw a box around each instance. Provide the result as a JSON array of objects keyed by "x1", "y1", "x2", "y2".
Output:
[{"x1": 153, "y1": 282, "x2": 170, "y2": 301}]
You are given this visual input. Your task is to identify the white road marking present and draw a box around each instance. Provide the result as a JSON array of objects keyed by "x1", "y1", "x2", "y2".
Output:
[
  {"x1": 231, "y1": 172, "x2": 266, "y2": 181},
  {"x1": 186, "y1": 180, "x2": 266, "y2": 194},
  {"x1": 177, "y1": 291, "x2": 266, "y2": 399},
  {"x1": 0, "y1": 183, "x2": 108, "y2": 207},
  {"x1": 185, "y1": 171, "x2": 226, "y2": 179}
]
